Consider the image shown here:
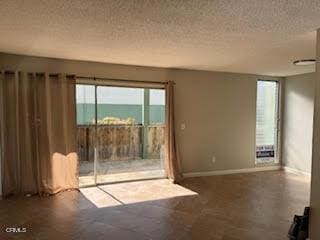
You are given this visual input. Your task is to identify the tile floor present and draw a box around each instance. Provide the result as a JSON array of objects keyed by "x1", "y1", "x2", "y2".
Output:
[{"x1": 0, "y1": 170, "x2": 310, "y2": 240}]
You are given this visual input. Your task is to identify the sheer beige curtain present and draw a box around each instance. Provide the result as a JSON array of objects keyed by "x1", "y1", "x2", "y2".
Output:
[
  {"x1": 165, "y1": 81, "x2": 183, "y2": 183},
  {"x1": 0, "y1": 71, "x2": 78, "y2": 196}
]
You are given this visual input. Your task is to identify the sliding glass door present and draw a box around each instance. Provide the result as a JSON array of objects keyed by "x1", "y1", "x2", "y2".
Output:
[{"x1": 76, "y1": 83, "x2": 166, "y2": 186}]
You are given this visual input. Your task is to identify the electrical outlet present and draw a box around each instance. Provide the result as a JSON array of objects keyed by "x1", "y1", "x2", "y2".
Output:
[
  {"x1": 212, "y1": 155, "x2": 216, "y2": 163},
  {"x1": 181, "y1": 123, "x2": 186, "y2": 130}
]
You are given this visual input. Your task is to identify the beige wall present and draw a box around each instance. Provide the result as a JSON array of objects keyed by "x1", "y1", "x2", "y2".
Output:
[
  {"x1": 173, "y1": 70, "x2": 264, "y2": 172},
  {"x1": 310, "y1": 29, "x2": 320, "y2": 240},
  {"x1": 0, "y1": 52, "x2": 281, "y2": 174},
  {"x1": 282, "y1": 73, "x2": 315, "y2": 173}
]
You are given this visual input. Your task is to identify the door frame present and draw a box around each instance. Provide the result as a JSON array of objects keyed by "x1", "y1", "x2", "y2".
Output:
[{"x1": 76, "y1": 79, "x2": 167, "y2": 187}]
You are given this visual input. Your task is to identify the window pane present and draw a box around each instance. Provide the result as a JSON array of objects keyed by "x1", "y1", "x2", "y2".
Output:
[
  {"x1": 150, "y1": 89, "x2": 165, "y2": 124},
  {"x1": 97, "y1": 86, "x2": 144, "y2": 124},
  {"x1": 76, "y1": 84, "x2": 96, "y2": 187},
  {"x1": 76, "y1": 85, "x2": 95, "y2": 125},
  {"x1": 256, "y1": 81, "x2": 279, "y2": 163}
]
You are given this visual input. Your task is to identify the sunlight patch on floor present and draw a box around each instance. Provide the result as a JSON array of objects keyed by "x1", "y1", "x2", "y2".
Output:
[
  {"x1": 79, "y1": 169, "x2": 166, "y2": 187},
  {"x1": 80, "y1": 179, "x2": 198, "y2": 208},
  {"x1": 80, "y1": 187, "x2": 122, "y2": 208}
]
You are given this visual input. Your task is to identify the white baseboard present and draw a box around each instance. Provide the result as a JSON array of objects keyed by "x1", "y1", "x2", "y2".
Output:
[
  {"x1": 183, "y1": 165, "x2": 281, "y2": 178},
  {"x1": 282, "y1": 166, "x2": 311, "y2": 177}
]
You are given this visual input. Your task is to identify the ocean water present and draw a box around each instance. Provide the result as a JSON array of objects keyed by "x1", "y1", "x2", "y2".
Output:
[{"x1": 77, "y1": 104, "x2": 165, "y2": 125}]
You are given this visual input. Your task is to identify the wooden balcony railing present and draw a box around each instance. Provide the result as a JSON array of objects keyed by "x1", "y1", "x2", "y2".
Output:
[{"x1": 77, "y1": 124, "x2": 165, "y2": 162}]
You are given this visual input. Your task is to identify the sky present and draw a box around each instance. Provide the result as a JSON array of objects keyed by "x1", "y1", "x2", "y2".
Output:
[{"x1": 76, "y1": 85, "x2": 165, "y2": 105}]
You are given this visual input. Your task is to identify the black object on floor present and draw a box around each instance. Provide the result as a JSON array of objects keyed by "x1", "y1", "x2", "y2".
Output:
[{"x1": 288, "y1": 206, "x2": 310, "y2": 240}]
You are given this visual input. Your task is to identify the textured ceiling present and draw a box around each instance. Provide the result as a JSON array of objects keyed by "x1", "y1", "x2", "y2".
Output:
[{"x1": 0, "y1": 0, "x2": 319, "y2": 76}]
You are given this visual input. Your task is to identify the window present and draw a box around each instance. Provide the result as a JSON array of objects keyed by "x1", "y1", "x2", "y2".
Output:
[
  {"x1": 149, "y1": 89, "x2": 165, "y2": 124},
  {"x1": 255, "y1": 80, "x2": 279, "y2": 164}
]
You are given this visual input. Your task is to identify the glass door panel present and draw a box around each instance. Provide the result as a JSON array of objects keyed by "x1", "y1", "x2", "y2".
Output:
[
  {"x1": 76, "y1": 84, "x2": 96, "y2": 187},
  {"x1": 96, "y1": 86, "x2": 166, "y2": 184},
  {"x1": 148, "y1": 89, "x2": 166, "y2": 172}
]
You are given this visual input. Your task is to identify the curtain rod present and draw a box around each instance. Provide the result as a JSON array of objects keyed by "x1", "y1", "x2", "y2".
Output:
[
  {"x1": 2, "y1": 71, "x2": 174, "y2": 85},
  {"x1": 76, "y1": 76, "x2": 172, "y2": 85}
]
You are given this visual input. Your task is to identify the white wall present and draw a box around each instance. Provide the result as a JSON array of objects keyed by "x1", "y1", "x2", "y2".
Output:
[
  {"x1": 0, "y1": 52, "x2": 282, "y2": 175},
  {"x1": 282, "y1": 73, "x2": 315, "y2": 173}
]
